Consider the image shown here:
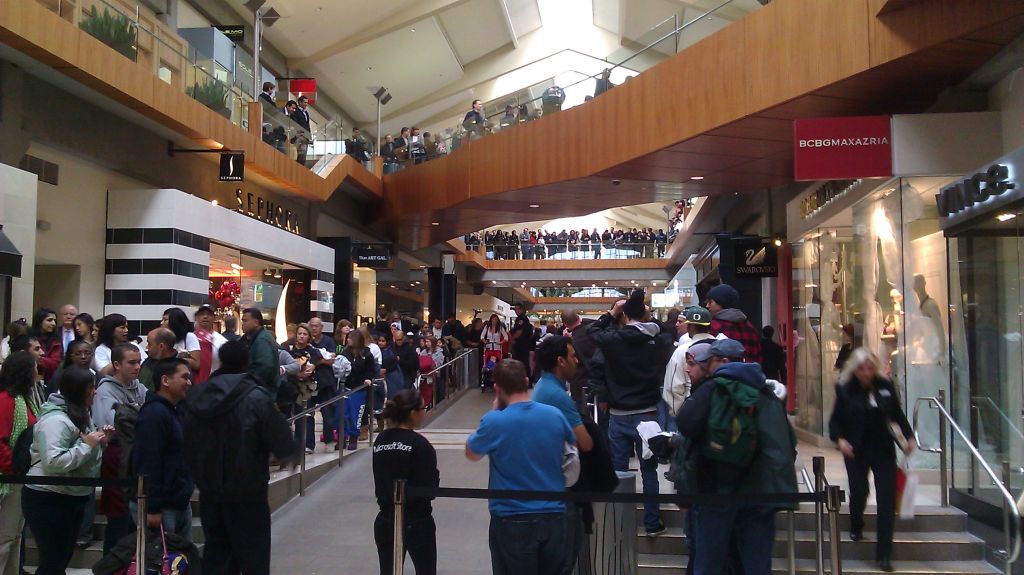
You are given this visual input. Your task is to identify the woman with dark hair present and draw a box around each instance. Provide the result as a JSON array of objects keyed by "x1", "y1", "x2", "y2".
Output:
[
  {"x1": 0, "y1": 352, "x2": 41, "y2": 573},
  {"x1": 287, "y1": 323, "x2": 336, "y2": 452},
  {"x1": 48, "y1": 339, "x2": 94, "y2": 396},
  {"x1": 93, "y1": 314, "x2": 146, "y2": 377},
  {"x1": 73, "y1": 313, "x2": 96, "y2": 346},
  {"x1": 23, "y1": 367, "x2": 110, "y2": 575},
  {"x1": 30, "y1": 308, "x2": 62, "y2": 384},
  {"x1": 372, "y1": 388, "x2": 438, "y2": 575},
  {"x1": 161, "y1": 308, "x2": 200, "y2": 372},
  {"x1": 339, "y1": 329, "x2": 376, "y2": 451}
]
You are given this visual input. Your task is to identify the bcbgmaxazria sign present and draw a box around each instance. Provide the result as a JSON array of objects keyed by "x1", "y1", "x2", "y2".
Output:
[{"x1": 794, "y1": 116, "x2": 893, "y2": 181}]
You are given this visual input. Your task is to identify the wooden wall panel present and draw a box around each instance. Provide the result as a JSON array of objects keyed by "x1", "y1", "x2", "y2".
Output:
[
  {"x1": 743, "y1": 0, "x2": 871, "y2": 114},
  {"x1": 868, "y1": 0, "x2": 1024, "y2": 66}
]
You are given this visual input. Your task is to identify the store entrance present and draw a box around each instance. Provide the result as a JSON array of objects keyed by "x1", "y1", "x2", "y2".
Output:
[{"x1": 947, "y1": 200, "x2": 1024, "y2": 522}]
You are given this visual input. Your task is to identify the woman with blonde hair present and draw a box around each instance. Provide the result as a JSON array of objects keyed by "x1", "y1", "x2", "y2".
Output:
[{"x1": 828, "y1": 347, "x2": 915, "y2": 572}]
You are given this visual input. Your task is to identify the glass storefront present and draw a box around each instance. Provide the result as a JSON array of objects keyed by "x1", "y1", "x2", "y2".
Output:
[
  {"x1": 208, "y1": 243, "x2": 311, "y2": 341},
  {"x1": 790, "y1": 177, "x2": 953, "y2": 466},
  {"x1": 947, "y1": 198, "x2": 1024, "y2": 508}
]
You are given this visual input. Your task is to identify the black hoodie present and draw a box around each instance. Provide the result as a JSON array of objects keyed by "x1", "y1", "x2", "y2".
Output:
[
  {"x1": 182, "y1": 371, "x2": 298, "y2": 501},
  {"x1": 586, "y1": 313, "x2": 674, "y2": 411}
]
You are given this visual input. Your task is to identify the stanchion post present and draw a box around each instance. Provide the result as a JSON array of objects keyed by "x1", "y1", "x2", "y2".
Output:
[
  {"x1": 813, "y1": 455, "x2": 825, "y2": 575},
  {"x1": 299, "y1": 413, "x2": 308, "y2": 496},
  {"x1": 827, "y1": 485, "x2": 843, "y2": 575},
  {"x1": 787, "y1": 510, "x2": 797, "y2": 575},
  {"x1": 393, "y1": 479, "x2": 406, "y2": 575},
  {"x1": 368, "y1": 381, "x2": 376, "y2": 446},
  {"x1": 937, "y1": 391, "x2": 949, "y2": 507},
  {"x1": 338, "y1": 392, "x2": 346, "y2": 467},
  {"x1": 136, "y1": 476, "x2": 146, "y2": 566}
]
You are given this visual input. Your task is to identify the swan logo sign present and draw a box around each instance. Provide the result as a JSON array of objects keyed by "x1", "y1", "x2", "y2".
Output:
[
  {"x1": 733, "y1": 238, "x2": 777, "y2": 278},
  {"x1": 794, "y1": 116, "x2": 892, "y2": 181},
  {"x1": 219, "y1": 152, "x2": 244, "y2": 182}
]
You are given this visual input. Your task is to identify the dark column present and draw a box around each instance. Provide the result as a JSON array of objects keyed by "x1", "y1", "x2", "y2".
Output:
[
  {"x1": 318, "y1": 237, "x2": 353, "y2": 322},
  {"x1": 427, "y1": 255, "x2": 457, "y2": 324},
  {"x1": 715, "y1": 235, "x2": 763, "y2": 328}
]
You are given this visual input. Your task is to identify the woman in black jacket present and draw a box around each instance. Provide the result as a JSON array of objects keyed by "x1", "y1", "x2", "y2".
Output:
[
  {"x1": 340, "y1": 329, "x2": 376, "y2": 451},
  {"x1": 828, "y1": 348, "x2": 916, "y2": 572}
]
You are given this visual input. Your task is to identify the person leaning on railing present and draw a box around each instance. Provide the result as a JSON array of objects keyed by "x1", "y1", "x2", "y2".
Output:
[{"x1": 23, "y1": 367, "x2": 111, "y2": 575}]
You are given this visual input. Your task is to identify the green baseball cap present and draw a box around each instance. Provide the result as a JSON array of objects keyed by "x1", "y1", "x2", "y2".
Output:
[{"x1": 683, "y1": 306, "x2": 712, "y2": 326}]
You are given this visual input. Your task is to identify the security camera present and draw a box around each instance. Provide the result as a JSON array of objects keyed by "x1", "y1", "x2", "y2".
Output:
[{"x1": 612, "y1": 179, "x2": 621, "y2": 186}]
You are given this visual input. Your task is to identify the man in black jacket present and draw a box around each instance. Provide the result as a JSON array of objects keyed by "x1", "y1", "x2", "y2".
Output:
[
  {"x1": 134, "y1": 358, "x2": 195, "y2": 540},
  {"x1": 182, "y1": 341, "x2": 298, "y2": 575},
  {"x1": 290, "y1": 95, "x2": 312, "y2": 165},
  {"x1": 392, "y1": 327, "x2": 420, "y2": 393},
  {"x1": 587, "y1": 289, "x2": 674, "y2": 536}
]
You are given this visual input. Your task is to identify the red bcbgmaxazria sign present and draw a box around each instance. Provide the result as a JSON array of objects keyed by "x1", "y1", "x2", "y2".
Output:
[{"x1": 793, "y1": 115, "x2": 893, "y2": 181}]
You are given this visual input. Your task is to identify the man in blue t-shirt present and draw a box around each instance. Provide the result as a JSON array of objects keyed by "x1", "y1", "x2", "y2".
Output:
[
  {"x1": 533, "y1": 335, "x2": 594, "y2": 575},
  {"x1": 466, "y1": 359, "x2": 575, "y2": 575}
]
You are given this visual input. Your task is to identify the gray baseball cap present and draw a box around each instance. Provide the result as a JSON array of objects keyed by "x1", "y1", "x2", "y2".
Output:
[{"x1": 692, "y1": 338, "x2": 745, "y2": 363}]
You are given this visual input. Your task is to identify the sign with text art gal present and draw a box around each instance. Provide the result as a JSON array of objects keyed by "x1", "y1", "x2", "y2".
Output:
[{"x1": 794, "y1": 116, "x2": 893, "y2": 181}]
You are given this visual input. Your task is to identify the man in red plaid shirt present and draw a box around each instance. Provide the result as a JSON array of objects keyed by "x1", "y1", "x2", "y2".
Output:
[{"x1": 706, "y1": 283, "x2": 763, "y2": 365}]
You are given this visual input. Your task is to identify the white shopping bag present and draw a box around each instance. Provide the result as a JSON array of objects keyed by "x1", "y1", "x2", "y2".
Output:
[{"x1": 897, "y1": 456, "x2": 918, "y2": 520}]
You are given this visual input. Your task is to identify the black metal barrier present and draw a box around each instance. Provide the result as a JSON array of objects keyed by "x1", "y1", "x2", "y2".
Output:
[
  {"x1": 392, "y1": 454, "x2": 846, "y2": 575},
  {"x1": 0, "y1": 474, "x2": 145, "y2": 570}
]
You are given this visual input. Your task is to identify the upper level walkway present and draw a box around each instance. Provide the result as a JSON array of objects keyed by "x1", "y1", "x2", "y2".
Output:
[{"x1": 382, "y1": 0, "x2": 1024, "y2": 250}]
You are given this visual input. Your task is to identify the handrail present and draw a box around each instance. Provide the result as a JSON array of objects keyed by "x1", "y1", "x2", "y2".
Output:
[
  {"x1": 287, "y1": 380, "x2": 372, "y2": 423},
  {"x1": 415, "y1": 348, "x2": 475, "y2": 382},
  {"x1": 972, "y1": 396, "x2": 1024, "y2": 442},
  {"x1": 914, "y1": 396, "x2": 1022, "y2": 567}
]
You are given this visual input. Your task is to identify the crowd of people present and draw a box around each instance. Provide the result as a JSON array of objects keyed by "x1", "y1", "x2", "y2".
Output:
[
  {"x1": 0, "y1": 301, "x2": 477, "y2": 575},
  {"x1": 371, "y1": 282, "x2": 918, "y2": 575},
  {"x1": 465, "y1": 227, "x2": 677, "y2": 260}
]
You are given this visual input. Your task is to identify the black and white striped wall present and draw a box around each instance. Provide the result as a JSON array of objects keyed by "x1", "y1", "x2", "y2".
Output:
[{"x1": 105, "y1": 189, "x2": 334, "y2": 334}]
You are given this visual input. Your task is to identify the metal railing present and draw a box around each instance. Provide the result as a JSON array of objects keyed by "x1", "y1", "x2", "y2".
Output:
[
  {"x1": 914, "y1": 392, "x2": 1023, "y2": 573},
  {"x1": 390, "y1": 455, "x2": 843, "y2": 575},
  {"x1": 476, "y1": 241, "x2": 674, "y2": 261},
  {"x1": 413, "y1": 348, "x2": 478, "y2": 408},
  {"x1": 286, "y1": 379, "x2": 379, "y2": 496}
]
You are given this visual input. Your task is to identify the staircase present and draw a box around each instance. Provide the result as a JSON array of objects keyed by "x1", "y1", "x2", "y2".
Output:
[{"x1": 636, "y1": 503, "x2": 1000, "y2": 575}]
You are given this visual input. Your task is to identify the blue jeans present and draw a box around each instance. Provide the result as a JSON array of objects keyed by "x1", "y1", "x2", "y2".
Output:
[
  {"x1": 657, "y1": 400, "x2": 678, "y2": 433},
  {"x1": 488, "y1": 512, "x2": 567, "y2": 575},
  {"x1": 693, "y1": 505, "x2": 775, "y2": 575},
  {"x1": 608, "y1": 412, "x2": 661, "y2": 530},
  {"x1": 129, "y1": 501, "x2": 193, "y2": 543}
]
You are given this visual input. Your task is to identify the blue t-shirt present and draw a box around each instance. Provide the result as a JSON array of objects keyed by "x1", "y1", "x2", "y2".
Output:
[
  {"x1": 532, "y1": 372, "x2": 582, "y2": 428},
  {"x1": 467, "y1": 401, "x2": 575, "y2": 516}
]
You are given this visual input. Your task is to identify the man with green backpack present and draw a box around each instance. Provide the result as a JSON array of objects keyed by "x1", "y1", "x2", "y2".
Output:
[{"x1": 676, "y1": 338, "x2": 797, "y2": 575}]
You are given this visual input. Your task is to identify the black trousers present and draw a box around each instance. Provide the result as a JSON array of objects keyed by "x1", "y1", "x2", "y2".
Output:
[
  {"x1": 489, "y1": 512, "x2": 567, "y2": 575},
  {"x1": 200, "y1": 496, "x2": 272, "y2": 575},
  {"x1": 374, "y1": 511, "x2": 436, "y2": 575},
  {"x1": 21, "y1": 487, "x2": 87, "y2": 575},
  {"x1": 845, "y1": 451, "x2": 897, "y2": 560}
]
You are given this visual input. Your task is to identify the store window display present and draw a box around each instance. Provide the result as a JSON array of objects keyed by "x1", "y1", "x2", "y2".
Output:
[{"x1": 790, "y1": 177, "x2": 952, "y2": 455}]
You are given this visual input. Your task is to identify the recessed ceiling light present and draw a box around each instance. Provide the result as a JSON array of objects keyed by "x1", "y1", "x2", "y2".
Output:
[
  {"x1": 529, "y1": 204, "x2": 540, "y2": 208},
  {"x1": 492, "y1": 280, "x2": 497, "y2": 284},
  {"x1": 211, "y1": 199, "x2": 219, "y2": 206},
  {"x1": 551, "y1": 281, "x2": 556, "y2": 284},
  {"x1": 410, "y1": 28, "x2": 416, "y2": 32},
  {"x1": 431, "y1": 222, "x2": 440, "y2": 226},
  {"x1": 367, "y1": 66, "x2": 373, "y2": 71},
  {"x1": 690, "y1": 176, "x2": 704, "y2": 181},
  {"x1": 997, "y1": 213, "x2": 1017, "y2": 222}
]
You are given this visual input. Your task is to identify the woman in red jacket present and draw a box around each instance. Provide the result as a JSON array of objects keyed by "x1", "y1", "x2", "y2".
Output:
[
  {"x1": 0, "y1": 351, "x2": 41, "y2": 574},
  {"x1": 30, "y1": 309, "x2": 61, "y2": 384}
]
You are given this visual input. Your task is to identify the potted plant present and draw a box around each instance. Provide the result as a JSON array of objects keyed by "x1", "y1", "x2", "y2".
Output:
[
  {"x1": 79, "y1": 6, "x2": 137, "y2": 61},
  {"x1": 186, "y1": 79, "x2": 232, "y2": 119}
]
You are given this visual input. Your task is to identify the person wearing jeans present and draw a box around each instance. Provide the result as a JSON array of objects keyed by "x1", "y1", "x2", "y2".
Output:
[
  {"x1": 466, "y1": 359, "x2": 575, "y2": 575},
  {"x1": 608, "y1": 411, "x2": 662, "y2": 531},
  {"x1": 693, "y1": 505, "x2": 777, "y2": 574}
]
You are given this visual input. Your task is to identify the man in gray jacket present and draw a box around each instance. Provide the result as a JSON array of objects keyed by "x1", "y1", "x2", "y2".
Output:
[{"x1": 93, "y1": 344, "x2": 146, "y2": 429}]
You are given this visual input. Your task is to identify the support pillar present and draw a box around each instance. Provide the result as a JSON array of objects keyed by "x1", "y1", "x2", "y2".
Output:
[
  {"x1": 427, "y1": 254, "x2": 456, "y2": 324},
  {"x1": 318, "y1": 237, "x2": 353, "y2": 322}
]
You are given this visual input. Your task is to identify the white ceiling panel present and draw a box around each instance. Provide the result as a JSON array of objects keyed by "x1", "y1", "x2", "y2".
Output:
[
  {"x1": 226, "y1": 0, "x2": 421, "y2": 59},
  {"x1": 505, "y1": 0, "x2": 543, "y2": 38},
  {"x1": 438, "y1": 0, "x2": 512, "y2": 64},
  {"x1": 311, "y1": 17, "x2": 464, "y2": 122},
  {"x1": 591, "y1": 0, "x2": 619, "y2": 36}
]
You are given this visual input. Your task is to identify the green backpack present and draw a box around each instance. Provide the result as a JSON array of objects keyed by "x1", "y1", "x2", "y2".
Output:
[{"x1": 701, "y1": 376, "x2": 760, "y2": 471}]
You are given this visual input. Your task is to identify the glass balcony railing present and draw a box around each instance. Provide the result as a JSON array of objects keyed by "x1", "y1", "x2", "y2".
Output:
[
  {"x1": 469, "y1": 240, "x2": 675, "y2": 261},
  {"x1": 380, "y1": 0, "x2": 752, "y2": 174}
]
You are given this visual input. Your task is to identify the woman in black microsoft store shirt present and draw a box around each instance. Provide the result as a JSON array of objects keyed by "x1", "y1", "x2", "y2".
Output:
[{"x1": 373, "y1": 389, "x2": 439, "y2": 575}]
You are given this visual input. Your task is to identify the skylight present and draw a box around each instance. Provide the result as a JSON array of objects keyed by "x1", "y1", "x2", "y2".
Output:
[{"x1": 537, "y1": 0, "x2": 593, "y2": 30}]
